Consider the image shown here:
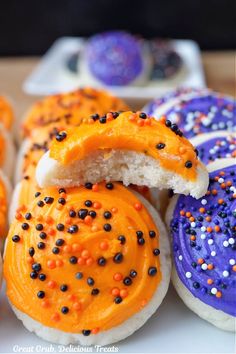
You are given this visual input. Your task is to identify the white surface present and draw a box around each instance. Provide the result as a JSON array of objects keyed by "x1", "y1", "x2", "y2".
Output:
[
  {"x1": 0, "y1": 283, "x2": 235, "y2": 354},
  {"x1": 23, "y1": 37, "x2": 206, "y2": 100}
]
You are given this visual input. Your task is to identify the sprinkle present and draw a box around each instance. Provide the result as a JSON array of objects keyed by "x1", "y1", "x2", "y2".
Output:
[{"x1": 185, "y1": 272, "x2": 192, "y2": 278}]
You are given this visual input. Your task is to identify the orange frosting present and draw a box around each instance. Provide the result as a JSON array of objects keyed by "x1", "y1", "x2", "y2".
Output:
[
  {"x1": 0, "y1": 130, "x2": 6, "y2": 167},
  {"x1": 0, "y1": 174, "x2": 8, "y2": 240},
  {"x1": 22, "y1": 87, "x2": 129, "y2": 138},
  {"x1": 50, "y1": 111, "x2": 200, "y2": 181},
  {"x1": 4, "y1": 182, "x2": 161, "y2": 333},
  {"x1": 0, "y1": 96, "x2": 14, "y2": 130}
]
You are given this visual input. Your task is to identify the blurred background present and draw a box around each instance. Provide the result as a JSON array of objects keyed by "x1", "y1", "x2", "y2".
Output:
[{"x1": 0, "y1": 0, "x2": 235, "y2": 56}]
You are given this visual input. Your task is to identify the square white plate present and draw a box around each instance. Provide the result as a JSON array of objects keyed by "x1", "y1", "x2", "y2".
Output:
[
  {"x1": 23, "y1": 37, "x2": 206, "y2": 100},
  {"x1": 0, "y1": 282, "x2": 234, "y2": 354}
]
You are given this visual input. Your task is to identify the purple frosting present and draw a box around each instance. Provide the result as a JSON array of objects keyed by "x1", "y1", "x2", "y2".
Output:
[
  {"x1": 85, "y1": 31, "x2": 143, "y2": 86},
  {"x1": 170, "y1": 165, "x2": 236, "y2": 316},
  {"x1": 144, "y1": 91, "x2": 236, "y2": 139},
  {"x1": 197, "y1": 135, "x2": 236, "y2": 165}
]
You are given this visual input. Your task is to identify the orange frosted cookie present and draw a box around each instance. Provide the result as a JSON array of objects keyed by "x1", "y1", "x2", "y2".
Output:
[
  {"x1": 37, "y1": 111, "x2": 208, "y2": 198},
  {"x1": 21, "y1": 87, "x2": 129, "y2": 139},
  {"x1": 0, "y1": 169, "x2": 11, "y2": 249},
  {"x1": 0, "y1": 96, "x2": 14, "y2": 131},
  {"x1": 4, "y1": 182, "x2": 171, "y2": 345}
]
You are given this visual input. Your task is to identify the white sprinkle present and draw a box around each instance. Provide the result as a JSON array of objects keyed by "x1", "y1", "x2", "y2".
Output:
[
  {"x1": 201, "y1": 234, "x2": 206, "y2": 240},
  {"x1": 209, "y1": 149, "x2": 215, "y2": 155},
  {"x1": 223, "y1": 270, "x2": 229, "y2": 277},
  {"x1": 229, "y1": 259, "x2": 235, "y2": 265},
  {"x1": 201, "y1": 226, "x2": 206, "y2": 232},
  {"x1": 191, "y1": 222, "x2": 196, "y2": 228},
  {"x1": 201, "y1": 263, "x2": 208, "y2": 270},
  {"x1": 228, "y1": 238, "x2": 235, "y2": 245},
  {"x1": 211, "y1": 251, "x2": 216, "y2": 256},
  {"x1": 178, "y1": 255, "x2": 183, "y2": 261},
  {"x1": 211, "y1": 288, "x2": 217, "y2": 295},
  {"x1": 185, "y1": 272, "x2": 192, "y2": 278},
  {"x1": 208, "y1": 239, "x2": 214, "y2": 245},
  {"x1": 218, "y1": 178, "x2": 224, "y2": 184},
  {"x1": 201, "y1": 199, "x2": 207, "y2": 205},
  {"x1": 223, "y1": 241, "x2": 229, "y2": 247}
]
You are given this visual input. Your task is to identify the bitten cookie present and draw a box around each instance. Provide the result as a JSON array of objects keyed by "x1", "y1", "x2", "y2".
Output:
[
  {"x1": 36, "y1": 111, "x2": 208, "y2": 199},
  {"x1": 4, "y1": 182, "x2": 171, "y2": 345},
  {"x1": 166, "y1": 158, "x2": 236, "y2": 331}
]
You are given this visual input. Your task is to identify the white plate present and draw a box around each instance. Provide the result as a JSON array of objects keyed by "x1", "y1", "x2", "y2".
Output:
[
  {"x1": 23, "y1": 37, "x2": 206, "y2": 100},
  {"x1": 0, "y1": 282, "x2": 234, "y2": 354}
]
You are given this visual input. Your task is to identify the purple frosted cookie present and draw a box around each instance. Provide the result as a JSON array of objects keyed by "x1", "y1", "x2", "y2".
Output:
[
  {"x1": 166, "y1": 160, "x2": 236, "y2": 331},
  {"x1": 191, "y1": 132, "x2": 236, "y2": 165},
  {"x1": 144, "y1": 90, "x2": 236, "y2": 139},
  {"x1": 84, "y1": 31, "x2": 148, "y2": 86}
]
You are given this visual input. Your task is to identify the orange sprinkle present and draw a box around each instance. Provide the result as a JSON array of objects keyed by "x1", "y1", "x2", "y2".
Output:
[
  {"x1": 129, "y1": 113, "x2": 137, "y2": 122},
  {"x1": 47, "y1": 280, "x2": 56, "y2": 289},
  {"x1": 63, "y1": 245, "x2": 72, "y2": 253},
  {"x1": 190, "y1": 235, "x2": 196, "y2": 241},
  {"x1": 15, "y1": 212, "x2": 22, "y2": 220},
  {"x1": 189, "y1": 217, "x2": 195, "y2": 222},
  {"x1": 81, "y1": 250, "x2": 90, "y2": 259},
  {"x1": 219, "y1": 171, "x2": 225, "y2": 176},
  {"x1": 84, "y1": 215, "x2": 93, "y2": 225},
  {"x1": 144, "y1": 119, "x2": 151, "y2": 126},
  {"x1": 207, "y1": 279, "x2": 213, "y2": 285},
  {"x1": 77, "y1": 257, "x2": 85, "y2": 265},
  {"x1": 206, "y1": 216, "x2": 212, "y2": 222},
  {"x1": 65, "y1": 217, "x2": 72, "y2": 225},
  {"x1": 47, "y1": 260, "x2": 56, "y2": 269},
  {"x1": 218, "y1": 199, "x2": 224, "y2": 205},
  {"x1": 232, "y1": 265, "x2": 236, "y2": 272},
  {"x1": 113, "y1": 272, "x2": 123, "y2": 281},
  {"x1": 56, "y1": 259, "x2": 64, "y2": 267},
  {"x1": 137, "y1": 119, "x2": 144, "y2": 126},
  {"x1": 180, "y1": 210, "x2": 185, "y2": 216},
  {"x1": 198, "y1": 258, "x2": 204, "y2": 264},
  {"x1": 92, "y1": 183, "x2": 99, "y2": 192},
  {"x1": 72, "y1": 302, "x2": 81, "y2": 311},
  {"x1": 111, "y1": 287, "x2": 120, "y2": 296},
  {"x1": 45, "y1": 216, "x2": 53, "y2": 224},
  {"x1": 199, "y1": 207, "x2": 205, "y2": 213},
  {"x1": 60, "y1": 192, "x2": 67, "y2": 198},
  {"x1": 72, "y1": 243, "x2": 82, "y2": 252},
  {"x1": 216, "y1": 291, "x2": 222, "y2": 298},
  {"x1": 226, "y1": 181, "x2": 232, "y2": 186},
  {"x1": 67, "y1": 294, "x2": 77, "y2": 301},
  {"x1": 134, "y1": 202, "x2": 142, "y2": 211},
  {"x1": 120, "y1": 289, "x2": 128, "y2": 298},
  {"x1": 48, "y1": 228, "x2": 55, "y2": 236},
  {"x1": 221, "y1": 183, "x2": 226, "y2": 189},
  {"x1": 86, "y1": 257, "x2": 94, "y2": 266},
  {"x1": 186, "y1": 212, "x2": 191, "y2": 218},
  {"x1": 212, "y1": 189, "x2": 218, "y2": 195},
  {"x1": 51, "y1": 313, "x2": 60, "y2": 322},
  {"x1": 41, "y1": 300, "x2": 50, "y2": 308},
  {"x1": 91, "y1": 327, "x2": 99, "y2": 335},
  {"x1": 93, "y1": 202, "x2": 101, "y2": 209},
  {"x1": 206, "y1": 226, "x2": 213, "y2": 232},
  {"x1": 100, "y1": 241, "x2": 109, "y2": 250},
  {"x1": 214, "y1": 225, "x2": 221, "y2": 232},
  {"x1": 207, "y1": 264, "x2": 214, "y2": 270}
]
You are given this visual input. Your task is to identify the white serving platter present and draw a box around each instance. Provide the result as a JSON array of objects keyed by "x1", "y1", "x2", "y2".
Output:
[
  {"x1": 23, "y1": 37, "x2": 206, "y2": 100},
  {"x1": 0, "y1": 282, "x2": 234, "y2": 354}
]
